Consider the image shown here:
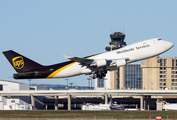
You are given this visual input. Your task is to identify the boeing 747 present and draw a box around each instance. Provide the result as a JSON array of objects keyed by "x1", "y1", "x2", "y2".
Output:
[{"x1": 3, "y1": 38, "x2": 173, "y2": 79}]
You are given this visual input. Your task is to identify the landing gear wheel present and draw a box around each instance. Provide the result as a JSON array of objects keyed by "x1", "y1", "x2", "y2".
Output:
[
  {"x1": 99, "y1": 75, "x2": 103, "y2": 79},
  {"x1": 94, "y1": 70, "x2": 107, "y2": 79},
  {"x1": 101, "y1": 72, "x2": 106, "y2": 77},
  {"x1": 96, "y1": 73, "x2": 100, "y2": 78},
  {"x1": 92, "y1": 74, "x2": 96, "y2": 79}
]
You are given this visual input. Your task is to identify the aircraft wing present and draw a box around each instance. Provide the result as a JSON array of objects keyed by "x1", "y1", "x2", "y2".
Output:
[
  {"x1": 63, "y1": 55, "x2": 128, "y2": 69},
  {"x1": 63, "y1": 55, "x2": 106, "y2": 73},
  {"x1": 63, "y1": 55, "x2": 94, "y2": 64}
]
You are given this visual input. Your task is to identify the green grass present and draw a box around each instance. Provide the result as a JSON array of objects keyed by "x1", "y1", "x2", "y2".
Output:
[{"x1": 0, "y1": 110, "x2": 176, "y2": 119}]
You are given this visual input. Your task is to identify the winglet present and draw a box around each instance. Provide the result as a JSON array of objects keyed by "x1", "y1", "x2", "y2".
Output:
[{"x1": 63, "y1": 55, "x2": 73, "y2": 59}]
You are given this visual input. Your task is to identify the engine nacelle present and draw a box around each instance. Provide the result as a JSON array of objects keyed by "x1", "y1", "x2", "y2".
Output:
[
  {"x1": 90, "y1": 59, "x2": 107, "y2": 67},
  {"x1": 110, "y1": 59, "x2": 127, "y2": 67}
]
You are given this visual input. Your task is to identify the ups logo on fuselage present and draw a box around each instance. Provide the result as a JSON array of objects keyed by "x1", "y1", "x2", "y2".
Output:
[{"x1": 12, "y1": 56, "x2": 24, "y2": 69}]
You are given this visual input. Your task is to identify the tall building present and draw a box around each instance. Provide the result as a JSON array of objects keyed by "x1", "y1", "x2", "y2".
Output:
[
  {"x1": 124, "y1": 64, "x2": 142, "y2": 89},
  {"x1": 141, "y1": 56, "x2": 177, "y2": 90}
]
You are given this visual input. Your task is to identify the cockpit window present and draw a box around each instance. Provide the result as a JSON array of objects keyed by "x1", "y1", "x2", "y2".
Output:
[{"x1": 158, "y1": 38, "x2": 162, "y2": 41}]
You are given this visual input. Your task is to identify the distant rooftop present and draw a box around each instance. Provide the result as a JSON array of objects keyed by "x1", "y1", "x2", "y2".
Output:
[{"x1": 0, "y1": 79, "x2": 28, "y2": 85}]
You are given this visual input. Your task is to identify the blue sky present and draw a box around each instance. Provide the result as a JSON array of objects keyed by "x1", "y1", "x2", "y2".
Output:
[{"x1": 0, "y1": 0, "x2": 177, "y2": 87}]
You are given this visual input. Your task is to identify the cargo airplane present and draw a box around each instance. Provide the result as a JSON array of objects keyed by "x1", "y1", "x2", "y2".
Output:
[{"x1": 3, "y1": 38, "x2": 173, "y2": 79}]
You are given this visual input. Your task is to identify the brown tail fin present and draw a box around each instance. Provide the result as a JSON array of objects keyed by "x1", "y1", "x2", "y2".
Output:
[{"x1": 3, "y1": 50, "x2": 43, "y2": 73}]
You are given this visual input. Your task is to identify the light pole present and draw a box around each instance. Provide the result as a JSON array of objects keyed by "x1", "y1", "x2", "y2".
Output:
[
  {"x1": 28, "y1": 79, "x2": 31, "y2": 85},
  {"x1": 65, "y1": 79, "x2": 69, "y2": 90},
  {"x1": 89, "y1": 76, "x2": 94, "y2": 89},
  {"x1": 91, "y1": 78, "x2": 92, "y2": 89},
  {"x1": 69, "y1": 83, "x2": 73, "y2": 89},
  {"x1": 87, "y1": 78, "x2": 91, "y2": 90},
  {"x1": 28, "y1": 79, "x2": 31, "y2": 90}
]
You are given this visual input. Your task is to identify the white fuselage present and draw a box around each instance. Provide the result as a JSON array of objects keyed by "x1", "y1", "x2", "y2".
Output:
[{"x1": 52, "y1": 38, "x2": 173, "y2": 78}]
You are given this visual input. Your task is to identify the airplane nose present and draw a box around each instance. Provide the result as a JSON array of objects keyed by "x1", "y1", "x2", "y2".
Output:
[{"x1": 164, "y1": 41, "x2": 174, "y2": 50}]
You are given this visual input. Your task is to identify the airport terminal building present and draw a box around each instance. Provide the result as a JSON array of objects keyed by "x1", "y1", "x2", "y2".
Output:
[
  {"x1": 0, "y1": 80, "x2": 30, "y2": 110},
  {"x1": 0, "y1": 79, "x2": 46, "y2": 110}
]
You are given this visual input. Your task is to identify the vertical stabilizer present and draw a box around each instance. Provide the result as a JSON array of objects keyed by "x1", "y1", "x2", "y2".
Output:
[{"x1": 3, "y1": 50, "x2": 43, "y2": 73}]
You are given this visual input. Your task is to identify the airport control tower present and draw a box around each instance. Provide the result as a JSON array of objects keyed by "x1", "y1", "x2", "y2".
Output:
[
  {"x1": 106, "y1": 32, "x2": 127, "y2": 89},
  {"x1": 105, "y1": 32, "x2": 126, "y2": 51}
]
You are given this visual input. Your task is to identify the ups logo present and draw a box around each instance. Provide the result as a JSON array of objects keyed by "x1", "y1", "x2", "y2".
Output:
[{"x1": 12, "y1": 56, "x2": 24, "y2": 69}]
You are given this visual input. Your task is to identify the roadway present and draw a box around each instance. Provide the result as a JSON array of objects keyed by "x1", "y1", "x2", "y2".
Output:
[
  {"x1": 0, "y1": 89, "x2": 177, "y2": 96},
  {"x1": 1, "y1": 90, "x2": 177, "y2": 110}
]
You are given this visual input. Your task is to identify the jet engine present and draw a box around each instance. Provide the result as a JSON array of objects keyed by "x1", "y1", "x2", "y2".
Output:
[
  {"x1": 90, "y1": 59, "x2": 107, "y2": 67},
  {"x1": 110, "y1": 59, "x2": 127, "y2": 67}
]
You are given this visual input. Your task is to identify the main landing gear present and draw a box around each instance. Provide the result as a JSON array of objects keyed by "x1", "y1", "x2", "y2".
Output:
[{"x1": 92, "y1": 71, "x2": 107, "y2": 79}]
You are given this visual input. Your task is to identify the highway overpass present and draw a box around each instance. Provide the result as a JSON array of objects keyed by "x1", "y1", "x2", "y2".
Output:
[{"x1": 0, "y1": 90, "x2": 177, "y2": 110}]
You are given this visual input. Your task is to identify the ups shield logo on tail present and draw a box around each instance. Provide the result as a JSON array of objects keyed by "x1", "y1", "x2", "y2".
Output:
[{"x1": 12, "y1": 56, "x2": 24, "y2": 69}]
